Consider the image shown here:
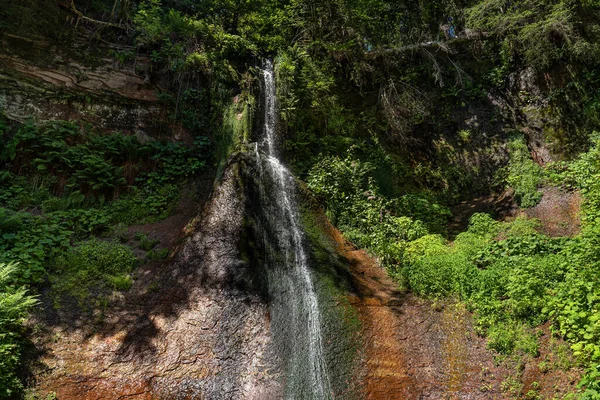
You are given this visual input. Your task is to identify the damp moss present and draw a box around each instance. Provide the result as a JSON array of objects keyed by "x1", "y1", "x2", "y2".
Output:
[
  {"x1": 299, "y1": 199, "x2": 363, "y2": 399},
  {"x1": 215, "y1": 93, "x2": 256, "y2": 179}
]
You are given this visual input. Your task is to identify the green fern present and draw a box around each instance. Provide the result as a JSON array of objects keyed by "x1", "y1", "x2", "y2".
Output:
[{"x1": 0, "y1": 262, "x2": 37, "y2": 398}]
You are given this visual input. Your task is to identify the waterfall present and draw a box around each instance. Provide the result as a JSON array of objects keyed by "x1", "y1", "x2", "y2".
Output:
[{"x1": 256, "y1": 61, "x2": 332, "y2": 399}]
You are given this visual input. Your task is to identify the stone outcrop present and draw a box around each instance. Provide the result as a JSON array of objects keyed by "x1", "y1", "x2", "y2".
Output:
[
  {"x1": 36, "y1": 156, "x2": 282, "y2": 399},
  {"x1": 0, "y1": 33, "x2": 169, "y2": 137}
]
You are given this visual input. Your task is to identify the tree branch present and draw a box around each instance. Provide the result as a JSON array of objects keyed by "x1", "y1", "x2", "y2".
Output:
[{"x1": 55, "y1": 0, "x2": 129, "y2": 31}]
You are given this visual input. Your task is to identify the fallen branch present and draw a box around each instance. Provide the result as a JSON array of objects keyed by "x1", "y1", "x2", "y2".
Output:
[{"x1": 366, "y1": 32, "x2": 490, "y2": 58}]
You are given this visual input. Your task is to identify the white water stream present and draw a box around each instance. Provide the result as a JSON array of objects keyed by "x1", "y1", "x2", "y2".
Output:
[{"x1": 257, "y1": 61, "x2": 332, "y2": 399}]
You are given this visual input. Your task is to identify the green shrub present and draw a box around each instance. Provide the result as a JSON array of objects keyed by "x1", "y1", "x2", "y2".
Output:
[
  {"x1": 52, "y1": 239, "x2": 137, "y2": 302},
  {"x1": 0, "y1": 210, "x2": 72, "y2": 284},
  {"x1": 139, "y1": 236, "x2": 159, "y2": 251},
  {"x1": 107, "y1": 274, "x2": 133, "y2": 291},
  {"x1": 0, "y1": 263, "x2": 37, "y2": 398},
  {"x1": 306, "y1": 146, "x2": 449, "y2": 272},
  {"x1": 146, "y1": 248, "x2": 169, "y2": 260},
  {"x1": 504, "y1": 137, "x2": 544, "y2": 208},
  {"x1": 70, "y1": 239, "x2": 137, "y2": 275}
]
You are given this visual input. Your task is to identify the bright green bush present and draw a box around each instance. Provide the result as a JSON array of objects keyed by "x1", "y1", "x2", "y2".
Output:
[
  {"x1": 399, "y1": 132, "x2": 600, "y2": 393},
  {"x1": 402, "y1": 213, "x2": 569, "y2": 355},
  {"x1": 404, "y1": 234, "x2": 458, "y2": 296},
  {"x1": 504, "y1": 136, "x2": 544, "y2": 208},
  {"x1": 306, "y1": 146, "x2": 448, "y2": 271},
  {"x1": 52, "y1": 239, "x2": 137, "y2": 302},
  {"x1": 107, "y1": 274, "x2": 134, "y2": 291},
  {"x1": 70, "y1": 239, "x2": 137, "y2": 275}
]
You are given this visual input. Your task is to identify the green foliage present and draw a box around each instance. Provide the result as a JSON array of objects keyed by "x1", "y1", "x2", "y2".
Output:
[
  {"x1": 307, "y1": 144, "x2": 450, "y2": 272},
  {"x1": 134, "y1": 0, "x2": 166, "y2": 46},
  {"x1": 52, "y1": 238, "x2": 137, "y2": 302},
  {"x1": 502, "y1": 136, "x2": 544, "y2": 208},
  {"x1": 146, "y1": 248, "x2": 169, "y2": 260},
  {"x1": 466, "y1": 0, "x2": 600, "y2": 71},
  {"x1": 0, "y1": 121, "x2": 209, "y2": 223},
  {"x1": 0, "y1": 114, "x2": 202, "y2": 395},
  {"x1": 0, "y1": 120, "x2": 209, "y2": 287},
  {"x1": 0, "y1": 0, "x2": 72, "y2": 41},
  {"x1": 6, "y1": 2, "x2": 600, "y2": 398},
  {"x1": 133, "y1": 0, "x2": 257, "y2": 79},
  {"x1": 0, "y1": 209, "x2": 73, "y2": 284},
  {"x1": 137, "y1": 235, "x2": 159, "y2": 251},
  {"x1": 0, "y1": 263, "x2": 37, "y2": 398},
  {"x1": 106, "y1": 274, "x2": 133, "y2": 291},
  {"x1": 547, "y1": 132, "x2": 600, "y2": 224},
  {"x1": 403, "y1": 213, "x2": 567, "y2": 357},
  {"x1": 578, "y1": 364, "x2": 600, "y2": 398},
  {"x1": 400, "y1": 135, "x2": 600, "y2": 393},
  {"x1": 216, "y1": 92, "x2": 255, "y2": 176}
]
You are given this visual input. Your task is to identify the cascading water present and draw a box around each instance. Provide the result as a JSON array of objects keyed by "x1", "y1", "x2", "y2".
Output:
[{"x1": 255, "y1": 61, "x2": 332, "y2": 399}]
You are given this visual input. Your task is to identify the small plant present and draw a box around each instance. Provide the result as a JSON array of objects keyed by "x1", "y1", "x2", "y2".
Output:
[
  {"x1": 525, "y1": 389, "x2": 541, "y2": 400},
  {"x1": 139, "y1": 236, "x2": 159, "y2": 251},
  {"x1": 479, "y1": 383, "x2": 493, "y2": 392},
  {"x1": 501, "y1": 376, "x2": 523, "y2": 395},
  {"x1": 146, "y1": 248, "x2": 169, "y2": 260},
  {"x1": 51, "y1": 239, "x2": 137, "y2": 303},
  {"x1": 112, "y1": 223, "x2": 129, "y2": 242},
  {"x1": 504, "y1": 136, "x2": 544, "y2": 208},
  {"x1": 147, "y1": 280, "x2": 160, "y2": 293},
  {"x1": 134, "y1": 232, "x2": 146, "y2": 241},
  {"x1": 457, "y1": 129, "x2": 472, "y2": 143},
  {"x1": 107, "y1": 274, "x2": 133, "y2": 291}
]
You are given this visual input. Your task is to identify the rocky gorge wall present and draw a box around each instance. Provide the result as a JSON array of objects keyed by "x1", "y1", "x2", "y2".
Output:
[
  {"x1": 31, "y1": 145, "x2": 366, "y2": 399},
  {"x1": 0, "y1": 33, "x2": 177, "y2": 139},
  {"x1": 3, "y1": 26, "x2": 580, "y2": 398},
  {"x1": 35, "y1": 154, "x2": 281, "y2": 399}
]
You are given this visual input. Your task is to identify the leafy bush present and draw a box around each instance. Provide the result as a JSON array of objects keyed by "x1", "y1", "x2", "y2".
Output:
[
  {"x1": 0, "y1": 209, "x2": 72, "y2": 284},
  {"x1": 138, "y1": 235, "x2": 159, "y2": 251},
  {"x1": 403, "y1": 213, "x2": 568, "y2": 355},
  {"x1": 0, "y1": 263, "x2": 37, "y2": 398},
  {"x1": 503, "y1": 136, "x2": 544, "y2": 208},
  {"x1": 306, "y1": 146, "x2": 448, "y2": 271},
  {"x1": 107, "y1": 274, "x2": 133, "y2": 291},
  {"x1": 52, "y1": 239, "x2": 138, "y2": 302},
  {"x1": 146, "y1": 248, "x2": 169, "y2": 260}
]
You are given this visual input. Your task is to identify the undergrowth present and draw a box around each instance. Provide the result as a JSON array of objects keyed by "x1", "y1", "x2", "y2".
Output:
[
  {"x1": 0, "y1": 118, "x2": 210, "y2": 396},
  {"x1": 502, "y1": 136, "x2": 544, "y2": 208},
  {"x1": 51, "y1": 238, "x2": 138, "y2": 305},
  {"x1": 0, "y1": 263, "x2": 37, "y2": 398},
  {"x1": 306, "y1": 141, "x2": 450, "y2": 276},
  {"x1": 0, "y1": 120, "x2": 210, "y2": 284},
  {"x1": 309, "y1": 130, "x2": 600, "y2": 396}
]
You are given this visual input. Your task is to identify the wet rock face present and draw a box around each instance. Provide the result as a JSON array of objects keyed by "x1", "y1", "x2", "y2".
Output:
[{"x1": 37, "y1": 157, "x2": 282, "y2": 399}]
